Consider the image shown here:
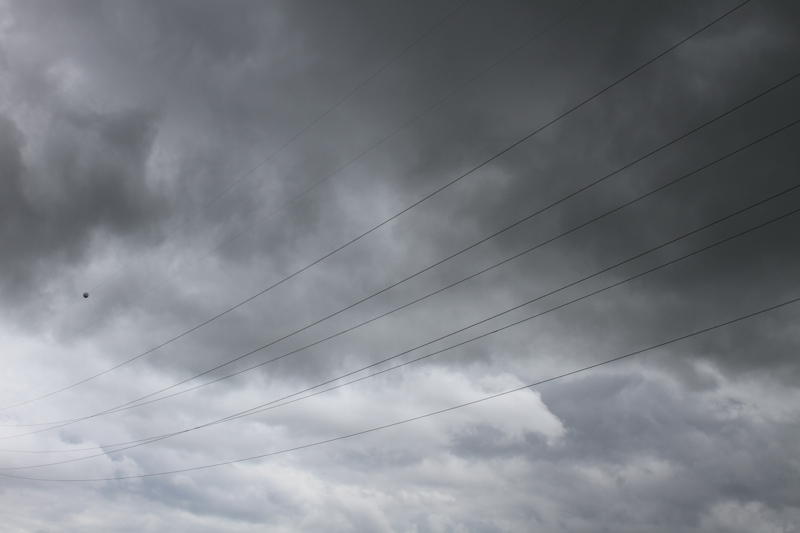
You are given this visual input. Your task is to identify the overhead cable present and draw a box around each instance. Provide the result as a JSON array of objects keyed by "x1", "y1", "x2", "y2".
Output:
[
  {"x1": 4, "y1": 291, "x2": 797, "y2": 481},
  {"x1": 4, "y1": 98, "x2": 798, "y2": 433},
  {"x1": 4, "y1": 164, "x2": 796, "y2": 465}
]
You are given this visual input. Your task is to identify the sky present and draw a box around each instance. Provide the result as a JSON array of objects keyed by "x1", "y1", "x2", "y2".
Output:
[{"x1": 0, "y1": 0, "x2": 799, "y2": 531}]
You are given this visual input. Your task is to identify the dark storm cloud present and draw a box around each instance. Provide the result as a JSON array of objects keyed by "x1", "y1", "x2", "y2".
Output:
[
  {"x1": 0, "y1": 107, "x2": 164, "y2": 308},
  {"x1": 377, "y1": 0, "x2": 800, "y2": 382},
  {"x1": 1, "y1": 1, "x2": 800, "y2": 532}
]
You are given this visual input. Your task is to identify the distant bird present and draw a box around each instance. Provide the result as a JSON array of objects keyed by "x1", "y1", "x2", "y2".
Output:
[{"x1": 83, "y1": 292, "x2": 89, "y2": 298}]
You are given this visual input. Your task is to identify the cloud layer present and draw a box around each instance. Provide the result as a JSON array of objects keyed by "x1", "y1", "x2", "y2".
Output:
[{"x1": 1, "y1": 1, "x2": 799, "y2": 531}]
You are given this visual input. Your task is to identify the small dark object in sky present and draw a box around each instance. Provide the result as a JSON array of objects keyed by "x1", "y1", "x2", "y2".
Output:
[{"x1": 83, "y1": 292, "x2": 89, "y2": 298}]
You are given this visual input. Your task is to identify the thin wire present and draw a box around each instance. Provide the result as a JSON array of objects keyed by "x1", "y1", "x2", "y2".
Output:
[
  {"x1": 0, "y1": 0, "x2": 751, "y2": 410},
  {"x1": 5, "y1": 292, "x2": 797, "y2": 481},
  {"x1": 6, "y1": 101, "x2": 798, "y2": 435},
  {"x1": 5, "y1": 173, "x2": 797, "y2": 463},
  {"x1": 75, "y1": 73, "x2": 800, "y2": 418},
  {"x1": 2, "y1": 0, "x2": 593, "y2": 374}
]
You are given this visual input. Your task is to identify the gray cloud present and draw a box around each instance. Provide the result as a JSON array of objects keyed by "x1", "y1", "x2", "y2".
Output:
[
  {"x1": 1, "y1": 1, "x2": 799, "y2": 532},
  {"x1": 0, "y1": 106, "x2": 165, "y2": 315}
]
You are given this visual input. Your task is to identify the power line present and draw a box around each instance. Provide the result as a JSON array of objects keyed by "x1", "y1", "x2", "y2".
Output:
[
  {"x1": 76, "y1": 73, "x2": 800, "y2": 419},
  {"x1": 5, "y1": 290, "x2": 797, "y2": 480},
  {"x1": 5, "y1": 95, "x2": 798, "y2": 433},
  {"x1": 0, "y1": 0, "x2": 752, "y2": 410},
  {"x1": 5, "y1": 165, "x2": 796, "y2": 462},
  {"x1": 2, "y1": 0, "x2": 593, "y2": 374}
]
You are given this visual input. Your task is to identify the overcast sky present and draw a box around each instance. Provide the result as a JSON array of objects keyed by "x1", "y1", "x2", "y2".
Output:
[{"x1": 1, "y1": 1, "x2": 799, "y2": 532}]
